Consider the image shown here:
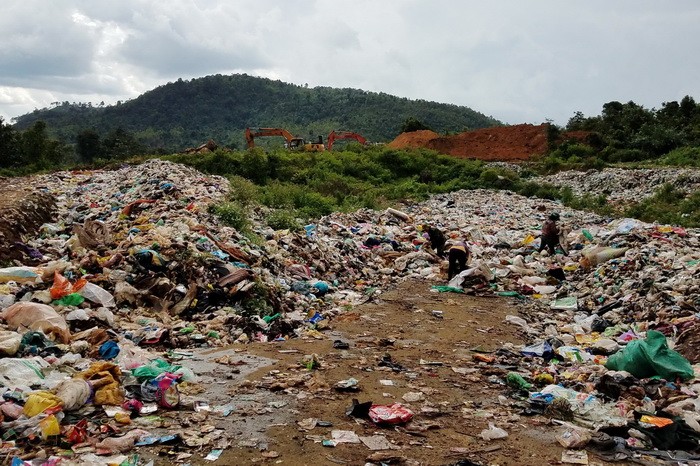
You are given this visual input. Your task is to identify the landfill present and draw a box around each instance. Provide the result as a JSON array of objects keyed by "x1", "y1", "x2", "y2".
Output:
[
  {"x1": 535, "y1": 167, "x2": 700, "y2": 203},
  {"x1": 0, "y1": 159, "x2": 699, "y2": 465}
]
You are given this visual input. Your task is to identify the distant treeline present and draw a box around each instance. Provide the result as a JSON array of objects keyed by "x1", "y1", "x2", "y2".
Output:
[
  {"x1": 10, "y1": 73, "x2": 500, "y2": 155},
  {"x1": 2, "y1": 94, "x2": 699, "y2": 175},
  {"x1": 544, "y1": 96, "x2": 700, "y2": 169}
]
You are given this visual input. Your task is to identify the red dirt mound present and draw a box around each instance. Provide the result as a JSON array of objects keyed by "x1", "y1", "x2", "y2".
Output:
[
  {"x1": 389, "y1": 124, "x2": 552, "y2": 161},
  {"x1": 386, "y1": 129, "x2": 439, "y2": 149}
]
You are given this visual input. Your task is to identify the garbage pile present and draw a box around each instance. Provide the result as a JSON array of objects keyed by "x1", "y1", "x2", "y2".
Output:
[
  {"x1": 0, "y1": 161, "x2": 478, "y2": 463},
  {"x1": 535, "y1": 167, "x2": 700, "y2": 203},
  {"x1": 394, "y1": 189, "x2": 700, "y2": 462},
  {"x1": 1, "y1": 158, "x2": 700, "y2": 463}
]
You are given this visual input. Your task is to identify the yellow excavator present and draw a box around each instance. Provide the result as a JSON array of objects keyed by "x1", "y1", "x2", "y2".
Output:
[{"x1": 245, "y1": 128, "x2": 325, "y2": 152}]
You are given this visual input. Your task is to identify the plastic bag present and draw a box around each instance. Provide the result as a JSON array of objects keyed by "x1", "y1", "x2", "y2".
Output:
[
  {"x1": 39, "y1": 414, "x2": 60, "y2": 439},
  {"x1": 53, "y1": 293, "x2": 85, "y2": 306},
  {"x1": 368, "y1": 403, "x2": 414, "y2": 425},
  {"x1": 605, "y1": 330, "x2": 694, "y2": 381},
  {"x1": 50, "y1": 271, "x2": 87, "y2": 300},
  {"x1": 0, "y1": 267, "x2": 40, "y2": 284},
  {"x1": 79, "y1": 282, "x2": 116, "y2": 308},
  {"x1": 521, "y1": 341, "x2": 554, "y2": 359},
  {"x1": 1, "y1": 302, "x2": 71, "y2": 343},
  {"x1": 480, "y1": 423, "x2": 508, "y2": 440},
  {"x1": 132, "y1": 359, "x2": 181, "y2": 379},
  {"x1": 23, "y1": 391, "x2": 63, "y2": 417}
]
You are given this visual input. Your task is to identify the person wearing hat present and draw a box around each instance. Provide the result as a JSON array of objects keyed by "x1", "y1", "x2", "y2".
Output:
[{"x1": 538, "y1": 212, "x2": 564, "y2": 255}]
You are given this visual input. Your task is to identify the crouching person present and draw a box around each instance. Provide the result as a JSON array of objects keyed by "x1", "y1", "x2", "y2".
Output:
[{"x1": 447, "y1": 239, "x2": 471, "y2": 281}]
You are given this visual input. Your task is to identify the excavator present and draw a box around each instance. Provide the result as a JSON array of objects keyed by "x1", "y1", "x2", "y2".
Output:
[
  {"x1": 326, "y1": 130, "x2": 368, "y2": 150},
  {"x1": 245, "y1": 128, "x2": 325, "y2": 152}
]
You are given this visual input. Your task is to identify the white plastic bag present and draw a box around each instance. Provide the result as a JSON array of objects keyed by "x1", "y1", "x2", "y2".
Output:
[
  {"x1": 480, "y1": 423, "x2": 508, "y2": 440},
  {"x1": 79, "y1": 282, "x2": 116, "y2": 308}
]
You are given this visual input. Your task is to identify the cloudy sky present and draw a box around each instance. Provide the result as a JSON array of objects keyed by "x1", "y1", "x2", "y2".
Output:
[{"x1": 1, "y1": 0, "x2": 699, "y2": 126}]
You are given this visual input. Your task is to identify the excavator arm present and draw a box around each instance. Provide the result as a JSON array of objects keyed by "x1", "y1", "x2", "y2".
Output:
[
  {"x1": 327, "y1": 131, "x2": 368, "y2": 150},
  {"x1": 245, "y1": 127, "x2": 296, "y2": 148}
]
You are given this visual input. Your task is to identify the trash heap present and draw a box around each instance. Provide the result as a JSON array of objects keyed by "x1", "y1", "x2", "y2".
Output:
[
  {"x1": 535, "y1": 167, "x2": 700, "y2": 203},
  {"x1": 398, "y1": 189, "x2": 700, "y2": 462},
  {"x1": 1, "y1": 159, "x2": 700, "y2": 464}
]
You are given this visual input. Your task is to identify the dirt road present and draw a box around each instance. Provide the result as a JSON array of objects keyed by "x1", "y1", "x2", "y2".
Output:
[{"x1": 170, "y1": 280, "x2": 572, "y2": 466}]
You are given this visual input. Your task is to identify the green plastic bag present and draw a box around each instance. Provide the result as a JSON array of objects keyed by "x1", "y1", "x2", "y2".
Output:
[
  {"x1": 605, "y1": 330, "x2": 694, "y2": 381},
  {"x1": 431, "y1": 286, "x2": 464, "y2": 294},
  {"x1": 132, "y1": 359, "x2": 182, "y2": 379},
  {"x1": 53, "y1": 293, "x2": 85, "y2": 306}
]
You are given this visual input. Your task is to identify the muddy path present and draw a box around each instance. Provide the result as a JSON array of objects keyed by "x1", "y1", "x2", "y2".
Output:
[{"x1": 160, "y1": 280, "x2": 592, "y2": 466}]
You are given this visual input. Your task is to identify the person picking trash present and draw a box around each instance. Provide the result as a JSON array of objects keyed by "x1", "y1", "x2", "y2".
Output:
[
  {"x1": 421, "y1": 223, "x2": 447, "y2": 258},
  {"x1": 447, "y1": 237, "x2": 471, "y2": 280},
  {"x1": 538, "y1": 212, "x2": 566, "y2": 255}
]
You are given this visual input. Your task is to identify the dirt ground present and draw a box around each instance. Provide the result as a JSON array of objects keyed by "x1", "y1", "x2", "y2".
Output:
[
  {"x1": 0, "y1": 177, "x2": 56, "y2": 263},
  {"x1": 387, "y1": 125, "x2": 591, "y2": 162},
  {"x1": 156, "y1": 280, "x2": 597, "y2": 466}
]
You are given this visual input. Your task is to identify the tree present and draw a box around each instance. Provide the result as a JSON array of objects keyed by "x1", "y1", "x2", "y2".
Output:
[
  {"x1": 76, "y1": 129, "x2": 101, "y2": 162},
  {"x1": 102, "y1": 127, "x2": 143, "y2": 159},
  {"x1": 0, "y1": 117, "x2": 21, "y2": 168},
  {"x1": 19, "y1": 121, "x2": 68, "y2": 169},
  {"x1": 400, "y1": 117, "x2": 432, "y2": 133}
]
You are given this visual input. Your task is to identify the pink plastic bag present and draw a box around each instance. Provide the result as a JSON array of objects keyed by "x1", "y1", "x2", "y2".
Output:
[{"x1": 368, "y1": 403, "x2": 414, "y2": 425}]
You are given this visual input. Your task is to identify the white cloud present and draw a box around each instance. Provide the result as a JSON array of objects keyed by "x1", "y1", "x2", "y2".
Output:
[{"x1": 1, "y1": 0, "x2": 699, "y2": 125}]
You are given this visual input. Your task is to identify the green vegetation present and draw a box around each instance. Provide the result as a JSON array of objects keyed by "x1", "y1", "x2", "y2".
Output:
[
  {"x1": 547, "y1": 96, "x2": 700, "y2": 167},
  {"x1": 625, "y1": 184, "x2": 700, "y2": 227},
  {"x1": 11, "y1": 74, "x2": 500, "y2": 154},
  {"x1": 2, "y1": 92, "x2": 699, "y2": 229}
]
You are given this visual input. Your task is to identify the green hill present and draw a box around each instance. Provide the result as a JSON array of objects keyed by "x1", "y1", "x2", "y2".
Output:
[{"x1": 12, "y1": 74, "x2": 500, "y2": 152}]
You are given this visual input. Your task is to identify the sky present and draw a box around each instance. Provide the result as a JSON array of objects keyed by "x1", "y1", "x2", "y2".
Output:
[{"x1": 1, "y1": 0, "x2": 700, "y2": 126}]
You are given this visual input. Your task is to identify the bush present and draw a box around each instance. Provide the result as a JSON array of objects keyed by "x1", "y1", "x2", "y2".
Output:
[
  {"x1": 605, "y1": 148, "x2": 650, "y2": 163},
  {"x1": 479, "y1": 168, "x2": 518, "y2": 190},
  {"x1": 549, "y1": 142, "x2": 596, "y2": 161},
  {"x1": 240, "y1": 148, "x2": 269, "y2": 183},
  {"x1": 208, "y1": 201, "x2": 249, "y2": 231},
  {"x1": 516, "y1": 181, "x2": 561, "y2": 200},
  {"x1": 661, "y1": 146, "x2": 700, "y2": 167},
  {"x1": 266, "y1": 209, "x2": 302, "y2": 231},
  {"x1": 227, "y1": 175, "x2": 260, "y2": 207}
]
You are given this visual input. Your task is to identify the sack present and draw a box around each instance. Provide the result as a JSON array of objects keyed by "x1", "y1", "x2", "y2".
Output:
[
  {"x1": 580, "y1": 247, "x2": 628, "y2": 269},
  {"x1": 52, "y1": 379, "x2": 91, "y2": 411},
  {"x1": 0, "y1": 330, "x2": 22, "y2": 356},
  {"x1": 605, "y1": 330, "x2": 694, "y2": 381},
  {"x1": 1, "y1": 302, "x2": 71, "y2": 343},
  {"x1": 0, "y1": 267, "x2": 40, "y2": 284}
]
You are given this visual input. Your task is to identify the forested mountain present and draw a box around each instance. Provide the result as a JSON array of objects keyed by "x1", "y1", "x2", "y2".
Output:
[{"x1": 12, "y1": 74, "x2": 500, "y2": 152}]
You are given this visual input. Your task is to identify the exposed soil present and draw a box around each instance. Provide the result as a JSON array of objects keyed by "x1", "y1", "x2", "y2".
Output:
[
  {"x1": 165, "y1": 280, "x2": 609, "y2": 466},
  {"x1": 388, "y1": 125, "x2": 592, "y2": 162},
  {"x1": 0, "y1": 177, "x2": 56, "y2": 262}
]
